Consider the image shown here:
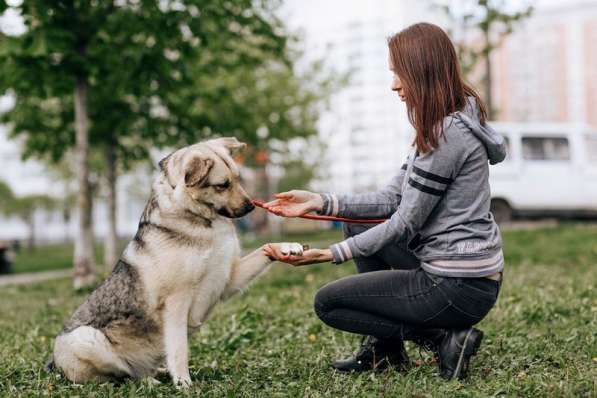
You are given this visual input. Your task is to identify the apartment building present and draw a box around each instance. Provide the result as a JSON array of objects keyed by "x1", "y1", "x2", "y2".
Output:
[{"x1": 493, "y1": 0, "x2": 597, "y2": 128}]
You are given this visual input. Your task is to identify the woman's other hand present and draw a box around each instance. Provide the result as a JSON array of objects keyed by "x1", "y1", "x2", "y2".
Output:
[
  {"x1": 262, "y1": 242, "x2": 306, "y2": 261},
  {"x1": 284, "y1": 249, "x2": 333, "y2": 266},
  {"x1": 262, "y1": 190, "x2": 323, "y2": 217},
  {"x1": 264, "y1": 245, "x2": 333, "y2": 266}
]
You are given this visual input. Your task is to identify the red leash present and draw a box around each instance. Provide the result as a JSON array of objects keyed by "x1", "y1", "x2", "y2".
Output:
[{"x1": 251, "y1": 199, "x2": 386, "y2": 224}]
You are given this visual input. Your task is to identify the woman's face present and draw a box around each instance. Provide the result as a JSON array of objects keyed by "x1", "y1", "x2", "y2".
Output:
[{"x1": 388, "y1": 53, "x2": 406, "y2": 102}]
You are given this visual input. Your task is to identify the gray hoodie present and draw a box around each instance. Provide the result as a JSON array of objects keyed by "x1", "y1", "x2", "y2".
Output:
[{"x1": 320, "y1": 97, "x2": 507, "y2": 277}]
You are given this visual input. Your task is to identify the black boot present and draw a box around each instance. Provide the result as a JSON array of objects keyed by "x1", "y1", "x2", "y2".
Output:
[
  {"x1": 331, "y1": 336, "x2": 410, "y2": 372},
  {"x1": 409, "y1": 328, "x2": 447, "y2": 355},
  {"x1": 437, "y1": 328, "x2": 483, "y2": 380},
  {"x1": 409, "y1": 327, "x2": 483, "y2": 380}
]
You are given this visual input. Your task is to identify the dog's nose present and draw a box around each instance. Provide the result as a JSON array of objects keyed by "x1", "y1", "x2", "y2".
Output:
[{"x1": 243, "y1": 201, "x2": 255, "y2": 213}]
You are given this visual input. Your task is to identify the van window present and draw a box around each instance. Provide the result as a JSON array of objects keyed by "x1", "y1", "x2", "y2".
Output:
[
  {"x1": 586, "y1": 135, "x2": 597, "y2": 163},
  {"x1": 521, "y1": 137, "x2": 570, "y2": 161}
]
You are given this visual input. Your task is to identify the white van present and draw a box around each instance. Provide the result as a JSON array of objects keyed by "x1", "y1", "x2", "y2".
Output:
[{"x1": 488, "y1": 122, "x2": 597, "y2": 222}]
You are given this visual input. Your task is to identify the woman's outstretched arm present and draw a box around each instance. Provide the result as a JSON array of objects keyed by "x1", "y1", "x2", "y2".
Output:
[
  {"x1": 319, "y1": 158, "x2": 409, "y2": 219},
  {"x1": 264, "y1": 156, "x2": 410, "y2": 220}
]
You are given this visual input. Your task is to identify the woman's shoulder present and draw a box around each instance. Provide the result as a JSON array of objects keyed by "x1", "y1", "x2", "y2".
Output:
[
  {"x1": 441, "y1": 108, "x2": 485, "y2": 147},
  {"x1": 439, "y1": 115, "x2": 476, "y2": 147}
]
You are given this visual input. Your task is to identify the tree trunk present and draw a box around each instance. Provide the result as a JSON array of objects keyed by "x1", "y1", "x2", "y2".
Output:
[
  {"x1": 26, "y1": 214, "x2": 35, "y2": 252},
  {"x1": 483, "y1": 28, "x2": 494, "y2": 120},
  {"x1": 103, "y1": 142, "x2": 119, "y2": 272},
  {"x1": 73, "y1": 78, "x2": 96, "y2": 289},
  {"x1": 62, "y1": 207, "x2": 70, "y2": 243}
]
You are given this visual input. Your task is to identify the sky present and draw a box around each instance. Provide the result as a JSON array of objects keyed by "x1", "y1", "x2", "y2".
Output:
[
  {"x1": 280, "y1": 0, "x2": 564, "y2": 32},
  {"x1": 0, "y1": 1, "x2": 572, "y2": 38}
]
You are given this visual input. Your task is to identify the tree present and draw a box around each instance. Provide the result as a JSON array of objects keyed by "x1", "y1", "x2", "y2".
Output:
[
  {"x1": 0, "y1": 179, "x2": 14, "y2": 208},
  {"x1": 0, "y1": 1, "x2": 111, "y2": 287},
  {"x1": 437, "y1": 0, "x2": 533, "y2": 118},
  {"x1": 9, "y1": 194, "x2": 57, "y2": 250},
  {"x1": 1, "y1": 1, "x2": 336, "y2": 286},
  {"x1": 0, "y1": 181, "x2": 56, "y2": 250},
  {"x1": 47, "y1": 158, "x2": 78, "y2": 243}
]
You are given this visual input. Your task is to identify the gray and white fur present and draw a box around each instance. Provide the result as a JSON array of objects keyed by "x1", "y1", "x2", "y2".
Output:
[{"x1": 50, "y1": 137, "x2": 303, "y2": 387}]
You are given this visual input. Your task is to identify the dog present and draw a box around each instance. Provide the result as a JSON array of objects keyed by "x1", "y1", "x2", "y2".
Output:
[{"x1": 50, "y1": 137, "x2": 304, "y2": 387}]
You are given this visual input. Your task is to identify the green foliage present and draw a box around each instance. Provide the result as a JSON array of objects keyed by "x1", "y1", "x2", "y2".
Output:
[
  {"x1": 4, "y1": 194, "x2": 55, "y2": 221},
  {"x1": 0, "y1": 179, "x2": 57, "y2": 248},
  {"x1": 0, "y1": 179, "x2": 15, "y2": 212},
  {"x1": 0, "y1": 224, "x2": 595, "y2": 396},
  {"x1": 0, "y1": 178, "x2": 55, "y2": 222},
  {"x1": 0, "y1": 0, "x2": 335, "y2": 169},
  {"x1": 277, "y1": 158, "x2": 317, "y2": 192}
]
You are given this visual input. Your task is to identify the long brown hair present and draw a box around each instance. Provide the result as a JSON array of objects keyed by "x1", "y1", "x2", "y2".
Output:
[{"x1": 388, "y1": 22, "x2": 487, "y2": 153}]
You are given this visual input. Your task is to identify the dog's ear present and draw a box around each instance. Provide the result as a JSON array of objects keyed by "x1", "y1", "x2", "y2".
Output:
[
  {"x1": 210, "y1": 137, "x2": 246, "y2": 156},
  {"x1": 158, "y1": 152, "x2": 173, "y2": 172},
  {"x1": 184, "y1": 157, "x2": 214, "y2": 187}
]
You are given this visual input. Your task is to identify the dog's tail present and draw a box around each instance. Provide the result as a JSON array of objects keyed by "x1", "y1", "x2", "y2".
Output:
[{"x1": 44, "y1": 356, "x2": 55, "y2": 373}]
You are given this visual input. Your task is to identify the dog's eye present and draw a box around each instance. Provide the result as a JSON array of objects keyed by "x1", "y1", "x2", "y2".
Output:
[{"x1": 214, "y1": 181, "x2": 230, "y2": 191}]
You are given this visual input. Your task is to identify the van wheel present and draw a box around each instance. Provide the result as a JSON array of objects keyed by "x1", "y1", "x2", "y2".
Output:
[{"x1": 491, "y1": 199, "x2": 513, "y2": 224}]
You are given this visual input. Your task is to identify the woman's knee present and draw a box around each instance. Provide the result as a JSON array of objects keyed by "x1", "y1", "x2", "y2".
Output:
[
  {"x1": 314, "y1": 286, "x2": 348, "y2": 332},
  {"x1": 313, "y1": 279, "x2": 348, "y2": 320},
  {"x1": 313, "y1": 274, "x2": 362, "y2": 320},
  {"x1": 313, "y1": 284, "x2": 333, "y2": 319}
]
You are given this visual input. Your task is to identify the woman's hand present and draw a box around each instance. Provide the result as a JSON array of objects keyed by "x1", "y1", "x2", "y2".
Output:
[
  {"x1": 262, "y1": 190, "x2": 323, "y2": 218},
  {"x1": 264, "y1": 244, "x2": 333, "y2": 266},
  {"x1": 262, "y1": 242, "x2": 306, "y2": 261}
]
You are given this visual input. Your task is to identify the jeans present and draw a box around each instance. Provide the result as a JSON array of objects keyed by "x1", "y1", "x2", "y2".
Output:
[{"x1": 314, "y1": 223, "x2": 501, "y2": 340}]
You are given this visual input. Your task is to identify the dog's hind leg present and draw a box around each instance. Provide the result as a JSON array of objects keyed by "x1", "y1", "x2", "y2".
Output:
[{"x1": 53, "y1": 326, "x2": 131, "y2": 383}]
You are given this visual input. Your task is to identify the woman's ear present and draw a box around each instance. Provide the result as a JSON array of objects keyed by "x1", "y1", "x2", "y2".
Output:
[{"x1": 184, "y1": 157, "x2": 214, "y2": 187}]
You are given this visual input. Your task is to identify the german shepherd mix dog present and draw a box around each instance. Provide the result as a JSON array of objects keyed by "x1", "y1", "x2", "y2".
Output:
[{"x1": 50, "y1": 138, "x2": 304, "y2": 387}]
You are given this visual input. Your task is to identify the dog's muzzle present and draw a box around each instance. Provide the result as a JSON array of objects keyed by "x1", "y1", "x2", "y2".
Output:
[{"x1": 217, "y1": 201, "x2": 255, "y2": 218}]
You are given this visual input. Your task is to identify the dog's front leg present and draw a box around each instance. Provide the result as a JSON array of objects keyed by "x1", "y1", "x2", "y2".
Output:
[
  {"x1": 221, "y1": 246, "x2": 272, "y2": 300},
  {"x1": 222, "y1": 243, "x2": 304, "y2": 300},
  {"x1": 163, "y1": 294, "x2": 192, "y2": 388}
]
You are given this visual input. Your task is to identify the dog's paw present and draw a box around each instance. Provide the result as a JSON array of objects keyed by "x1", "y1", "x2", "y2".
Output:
[
  {"x1": 280, "y1": 242, "x2": 308, "y2": 256},
  {"x1": 144, "y1": 377, "x2": 162, "y2": 386},
  {"x1": 173, "y1": 375, "x2": 192, "y2": 389}
]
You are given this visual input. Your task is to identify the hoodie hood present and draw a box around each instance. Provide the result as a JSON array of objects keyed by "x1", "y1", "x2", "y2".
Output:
[{"x1": 452, "y1": 97, "x2": 507, "y2": 165}]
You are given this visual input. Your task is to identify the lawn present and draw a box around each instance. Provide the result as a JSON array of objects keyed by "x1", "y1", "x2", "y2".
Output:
[
  {"x1": 10, "y1": 242, "x2": 109, "y2": 274},
  {"x1": 0, "y1": 224, "x2": 595, "y2": 397}
]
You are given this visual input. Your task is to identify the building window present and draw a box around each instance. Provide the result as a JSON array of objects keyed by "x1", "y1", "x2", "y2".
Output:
[
  {"x1": 586, "y1": 135, "x2": 597, "y2": 163},
  {"x1": 521, "y1": 136, "x2": 570, "y2": 161}
]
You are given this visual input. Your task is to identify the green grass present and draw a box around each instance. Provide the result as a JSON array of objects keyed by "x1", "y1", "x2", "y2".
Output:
[
  {"x1": 11, "y1": 243, "x2": 85, "y2": 274},
  {"x1": 10, "y1": 242, "x2": 124, "y2": 274},
  {"x1": 0, "y1": 224, "x2": 595, "y2": 397}
]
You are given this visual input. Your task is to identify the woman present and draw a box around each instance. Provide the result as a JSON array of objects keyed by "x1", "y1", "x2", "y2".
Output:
[{"x1": 263, "y1": 22, "x2": 506, "y2": 380}]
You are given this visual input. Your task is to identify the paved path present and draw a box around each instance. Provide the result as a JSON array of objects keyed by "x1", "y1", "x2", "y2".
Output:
[{"x1": 0, "y1": 269, "x2": 71, "y2": 287}]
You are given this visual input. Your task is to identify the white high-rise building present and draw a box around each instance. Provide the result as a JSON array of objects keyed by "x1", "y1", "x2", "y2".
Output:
[{"x1": 284, "y1": 0, "x2": 443, "y2": 194}]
